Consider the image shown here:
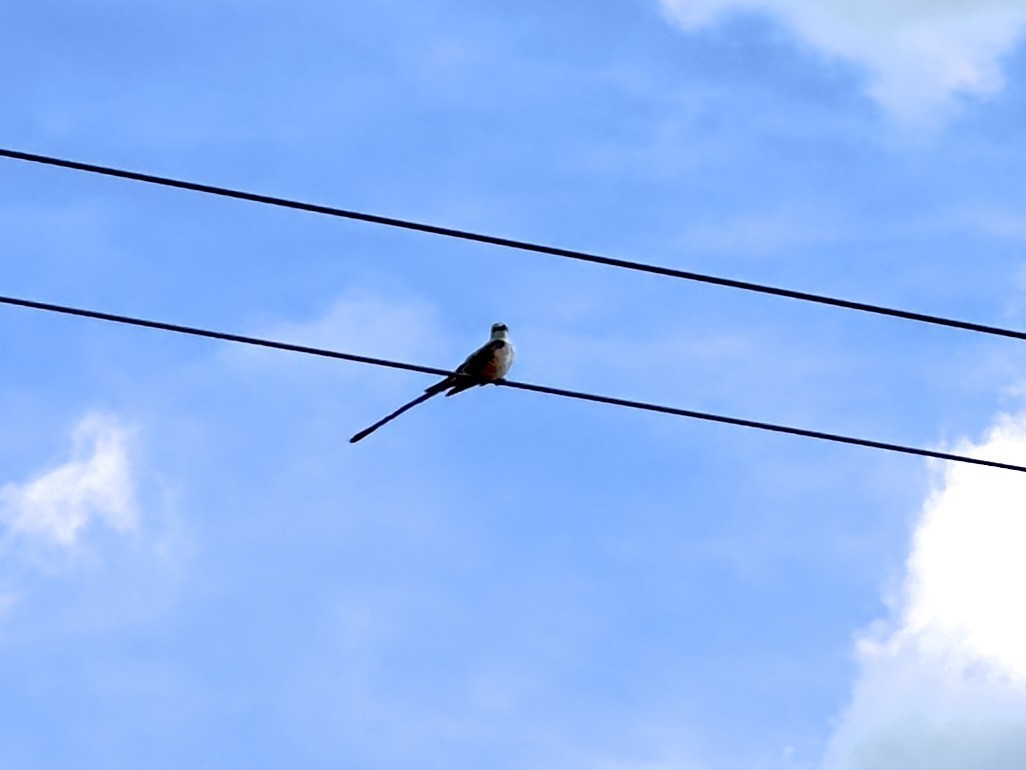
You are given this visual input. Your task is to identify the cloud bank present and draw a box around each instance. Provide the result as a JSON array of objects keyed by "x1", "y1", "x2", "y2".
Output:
[
  {"x1": 661, "y1": 0, "x2": 1026, "y2": 121},
  {"x1": 825, "y1": 415, "x2": 1026, "y2": 768}
]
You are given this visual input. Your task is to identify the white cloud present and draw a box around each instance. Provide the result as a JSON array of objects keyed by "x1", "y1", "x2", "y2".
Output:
[
  {"x1": 0, "y1": 413, "x2": 137, "y2": 549},
  {"x1": 824, "y1": 414, "x2": 1026, "y2": 768},
  {"x1": 661, "y1": 0, "x2": 1026, "y2": 122},
  {"x1": 0, "y1": 590, "x2": 15, "y2": 619},
  {"x1": 263, "y1": 292, "x2": 448, "y2": 363},
  {"x1": 225, "y1": 291, "x2": 454, "y2": 386}
]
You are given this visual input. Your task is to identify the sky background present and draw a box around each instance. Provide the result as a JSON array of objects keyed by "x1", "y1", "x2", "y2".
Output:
[{"x1": 3, "y1": 1, "x2": 1026, "y2": 768}]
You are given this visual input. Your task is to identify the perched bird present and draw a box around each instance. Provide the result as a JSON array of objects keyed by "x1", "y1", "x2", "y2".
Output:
[{"x1": 349, "y1": 322, "x2": 514, "y2": 443}]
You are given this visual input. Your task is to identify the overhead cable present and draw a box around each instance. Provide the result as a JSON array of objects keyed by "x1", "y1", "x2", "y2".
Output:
[
  {"x1": 0, "y1": 292, "x2": 1021, "y2": 474},
  {"x1": 2, "y1": 147, "x2": 1025, "y2": 343}
]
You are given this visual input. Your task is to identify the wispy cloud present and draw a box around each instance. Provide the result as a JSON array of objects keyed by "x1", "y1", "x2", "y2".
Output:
[
  {"x1": 226, "y1": 291, "x2": 452, "y2": 382},
  {"x1": 661, "y1": 0, "x2": 1026, "y2": 122},
  {"x1": 0, "y1": 413, "x2": 137, "y2": 550},
  {"x1": 825, "y1": 414, "x2": 1026, "y2": 768},
  {"x1": 262, "y1": 292, "x2": 449, "y2": 363},
  {"x1": 0, "y1": 413, "x2": 196, "y2": 631}
]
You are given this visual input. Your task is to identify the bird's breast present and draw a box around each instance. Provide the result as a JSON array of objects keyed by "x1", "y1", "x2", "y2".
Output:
[{"x1": 488, "y1": 342, "x2": 514, "y2": 379}]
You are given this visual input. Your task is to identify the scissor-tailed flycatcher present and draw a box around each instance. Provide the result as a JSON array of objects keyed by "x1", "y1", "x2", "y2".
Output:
[{"x1": 349, "y1": 322, "x2": 514, "y2": 443}]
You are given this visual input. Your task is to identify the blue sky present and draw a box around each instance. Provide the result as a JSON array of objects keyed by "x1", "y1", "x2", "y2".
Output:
[{"x1": 3, "y1": 1, "x2": 1026, "y2": 768}]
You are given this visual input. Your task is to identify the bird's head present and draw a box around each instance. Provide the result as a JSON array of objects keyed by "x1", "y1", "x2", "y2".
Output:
[{"x1": 490, "y1": 322, "x2": 509, "y2": 340}]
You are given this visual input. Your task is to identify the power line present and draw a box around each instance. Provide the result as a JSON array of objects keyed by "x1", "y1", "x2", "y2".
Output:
[
  {"x1": 2, "y1": 147, "x2": 1026, "y2": 344},
  {"x1": 0, "y1": 292, "x2": 1021, "y2": 474}
]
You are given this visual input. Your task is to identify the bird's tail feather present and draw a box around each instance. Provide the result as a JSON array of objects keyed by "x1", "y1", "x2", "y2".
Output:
[
  {"x1": 426, "y1": 373, "x2": 479, "y2": 397},
  {"x1": 349, "y1": 391, "x2": 438, "y2": 443},
  {"x1": 444, "y1": 379, "x2": 477, "y2": 396},
  {"x1": 423, "y1": 376, "x2": 456, "y2": 396}
]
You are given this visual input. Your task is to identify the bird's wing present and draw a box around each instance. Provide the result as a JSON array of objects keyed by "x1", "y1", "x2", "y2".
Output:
[
  {"x1": 423, "y1": 339, "x2": 506, "y2": 396},
  {"x1": 456, "y1": 339, "x2": 505, "y2": 376},
  {"x1": 443, "y1": 339, "x2": 507, "y2": 396}
]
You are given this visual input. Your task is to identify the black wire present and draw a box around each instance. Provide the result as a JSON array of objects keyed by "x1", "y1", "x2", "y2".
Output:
[
  {"x1": 1, "y1": 292, "x2": 1021, "y2": 474},
  {"x1": 3, "y1": 147, "x2": 1026, "y2": 343}
]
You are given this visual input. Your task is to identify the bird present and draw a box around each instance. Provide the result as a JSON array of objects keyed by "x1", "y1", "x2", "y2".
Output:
[{"x1": 349, "y1": 322, "x2": 514, "y2": 443}]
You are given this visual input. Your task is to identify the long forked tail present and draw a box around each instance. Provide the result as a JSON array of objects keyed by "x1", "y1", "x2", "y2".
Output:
[{"x1": 349, "y1": 391, "x2": 439, "y2": 443}]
